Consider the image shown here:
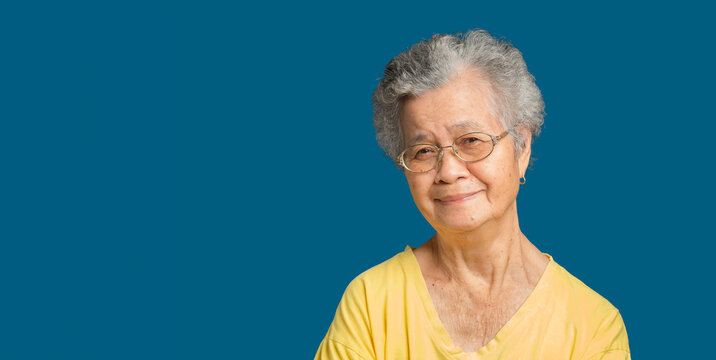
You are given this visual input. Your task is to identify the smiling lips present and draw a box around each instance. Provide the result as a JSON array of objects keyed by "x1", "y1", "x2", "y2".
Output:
[{"x1": 435, "y1": 191, "x2": 481, "y2": 205}]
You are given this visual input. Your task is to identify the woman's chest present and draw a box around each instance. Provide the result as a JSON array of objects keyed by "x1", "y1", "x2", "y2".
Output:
[{"x1": 427, "y1": 284, "x2": 530, "y2": 353}]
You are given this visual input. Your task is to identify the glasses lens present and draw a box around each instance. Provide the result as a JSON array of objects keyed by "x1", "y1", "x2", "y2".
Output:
[
  {"x1": 454, "y1": 132, "x2": 494, "y2": 161},
  {"x1": 403, "y1": 144, "x2": 439, "y2": 172}
]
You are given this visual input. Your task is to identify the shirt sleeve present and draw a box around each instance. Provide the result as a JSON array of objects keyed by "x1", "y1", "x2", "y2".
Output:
[
  {"x1": 583, "y1": 348, "x2": 631, "y2": 360},
  {"x1": 580, "y1": 309, "x2": 631, "y2": 360},
  {"x1": 314, "y1": 338, "x2": 370, "y2": 360},
  {"x1": 314, "y1": 277, "x2": 376, "y2": 360}
]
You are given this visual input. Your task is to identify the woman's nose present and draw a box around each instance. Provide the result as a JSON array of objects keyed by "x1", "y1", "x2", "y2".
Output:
[{"x1": 435, "y1": 147, "x2": 470, "y2": 183}]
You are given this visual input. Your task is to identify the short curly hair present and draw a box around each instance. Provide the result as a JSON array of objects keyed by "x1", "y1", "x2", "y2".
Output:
[{"x1": 372, "y1": 29, "x2": 545, "y2": 166}]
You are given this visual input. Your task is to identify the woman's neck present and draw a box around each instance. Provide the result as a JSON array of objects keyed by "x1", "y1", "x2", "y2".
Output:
[{"x1": 421, "y1": 203, "x2": 544, "y2": 296}]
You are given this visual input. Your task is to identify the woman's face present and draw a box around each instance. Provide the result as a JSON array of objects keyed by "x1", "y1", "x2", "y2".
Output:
[{"x1": 400, "y1": 69, "x2": 531, "y2": 234}]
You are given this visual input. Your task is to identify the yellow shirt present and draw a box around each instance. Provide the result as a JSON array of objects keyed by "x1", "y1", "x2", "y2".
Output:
[{"x1": 315, "y1": 246, "x2": 630, "y2": 360}]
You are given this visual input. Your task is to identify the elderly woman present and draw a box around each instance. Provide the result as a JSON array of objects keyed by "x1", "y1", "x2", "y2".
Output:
[{"x1": 315, "y1": 30, "x2": 630, "y2": 359}]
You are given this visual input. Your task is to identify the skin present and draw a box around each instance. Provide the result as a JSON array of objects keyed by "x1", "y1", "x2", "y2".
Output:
[{"x1": 401, "y1": 67, "x2": 550, "y2": 353}]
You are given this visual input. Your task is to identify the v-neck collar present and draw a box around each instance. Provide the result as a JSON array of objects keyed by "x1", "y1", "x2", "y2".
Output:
[{"x1": 401, "y1": 245, "x2": 555, "y2": 359}]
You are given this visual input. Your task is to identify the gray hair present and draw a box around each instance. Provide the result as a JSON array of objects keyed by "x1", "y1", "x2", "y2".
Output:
[{"x1": 372, "y1": 29, "x2": 545, "y2": 165}]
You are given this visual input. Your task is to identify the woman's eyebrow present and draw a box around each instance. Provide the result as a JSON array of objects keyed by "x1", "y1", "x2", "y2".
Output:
[
  {"x1": 407, "y1": 120, "x2": 485, "y2": 144},
  {"x1": 408, "y1": 133, "x2": 430, "y2": 144},
  {"x1": 450, "y1": 120, "x2": 485, "y2": 132}
]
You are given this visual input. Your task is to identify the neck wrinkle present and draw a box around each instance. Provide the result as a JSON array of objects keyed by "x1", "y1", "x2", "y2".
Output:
[{"x1": 429, "y1": 202, "x2": 528, "y2": 296}]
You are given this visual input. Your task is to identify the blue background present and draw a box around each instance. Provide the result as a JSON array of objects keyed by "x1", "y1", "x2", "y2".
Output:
[{"x1": 2, "y1": 1, "x2": 714, "y2": 358}]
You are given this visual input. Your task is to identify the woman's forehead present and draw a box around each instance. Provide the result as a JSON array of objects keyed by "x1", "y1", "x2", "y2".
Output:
[{"x1": 400, "y1": 72, "x2": 500, "y2": 141}]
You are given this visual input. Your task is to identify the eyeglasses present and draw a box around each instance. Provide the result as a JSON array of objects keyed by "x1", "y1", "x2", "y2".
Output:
[{"x1": 397, "y1": 129, "x2": 511, "y2": 173}]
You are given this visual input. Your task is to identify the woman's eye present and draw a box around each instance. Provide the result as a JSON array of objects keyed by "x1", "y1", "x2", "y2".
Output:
[
  {"x1": 412, "y1": 147, "x2": 436, "y2": 159},
  {"x1": 460, "y1": 137, "x2": 483, "y2": 146}
]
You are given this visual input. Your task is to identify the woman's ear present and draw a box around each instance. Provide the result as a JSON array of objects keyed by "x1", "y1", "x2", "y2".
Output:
[{"x1": 517, "y1": 128, "x2": 532, "y2": 178}]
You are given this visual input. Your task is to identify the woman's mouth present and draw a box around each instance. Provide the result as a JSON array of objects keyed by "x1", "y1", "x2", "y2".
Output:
[{"x1": 435, "y1": 191, "x2": 480, "y2": 205}]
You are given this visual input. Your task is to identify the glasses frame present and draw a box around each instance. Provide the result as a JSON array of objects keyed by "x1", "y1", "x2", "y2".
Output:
[{"x1": 397, "y1": 129, "x2": 511, "y2": 173}]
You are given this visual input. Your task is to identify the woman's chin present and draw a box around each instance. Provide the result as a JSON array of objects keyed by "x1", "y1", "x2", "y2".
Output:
[{"x1": 433, "y1": 216, "x2": 486, "y2": 233}]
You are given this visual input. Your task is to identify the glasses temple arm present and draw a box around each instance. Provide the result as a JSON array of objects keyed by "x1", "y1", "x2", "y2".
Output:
[{"x1": 496, "y1": 130, "x2": 510, "y2": 141}]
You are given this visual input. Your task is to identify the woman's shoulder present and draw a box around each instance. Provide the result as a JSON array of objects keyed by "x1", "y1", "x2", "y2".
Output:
[
  {"x1": 546, "y1": 256, "x2": 621, "y2": 316},
  {"x1": 545, "y1": 257, "x2": 630, "y2": 357},
  {"x1": 347, "y1": 246, "x2": 415, "y2": 292},
  {"x1": 318, "y1": 247, "x2": 418, "y2": 360}
]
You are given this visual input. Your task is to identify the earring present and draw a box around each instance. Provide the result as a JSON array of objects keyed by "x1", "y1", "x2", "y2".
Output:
[{"x1": 519, "y1": 175, "x2": 526, "y2": 185}]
